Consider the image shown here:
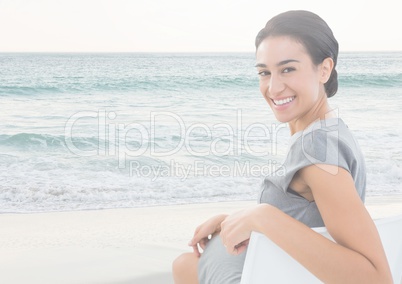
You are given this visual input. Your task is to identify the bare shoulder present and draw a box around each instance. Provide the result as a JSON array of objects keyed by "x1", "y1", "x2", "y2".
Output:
[{"x1": 298, "y1": 164, "x2": 366, "y2": 232}]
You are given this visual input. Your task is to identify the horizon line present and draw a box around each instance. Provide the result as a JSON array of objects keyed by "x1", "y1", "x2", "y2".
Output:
[{"x1": 1, "y1": 50, "x2": 402, "y2": 54}]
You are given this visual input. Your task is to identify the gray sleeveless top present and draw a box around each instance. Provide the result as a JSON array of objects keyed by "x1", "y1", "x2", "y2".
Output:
[{"x1": 198, "y1": 118, "x2": 366, "y2": 283}]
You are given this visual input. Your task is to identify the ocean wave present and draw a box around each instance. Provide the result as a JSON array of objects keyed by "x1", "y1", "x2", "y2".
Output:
[
  {"x1": 1, "y1": 155, "x2": 401, "y2": 213},
  {"x1": 0, "y1": 76, "x2": 259, "y2": 96},
  {"x1": 0, "y1": 133, "x2": 99, "y2": 152},
  {"x1": 339, "y1": 73, "x2": 402, "y2": 88},
  {"x1": 1, "y1": 73, "x2": 400, "y2": 96},
  {"x1": 0, "y1": 86, "x2": 66, "y2": 96},
  {"x1": 0, "y1": 133, "x2": 64, "y2": 148},
  {"x1": 0, "y1": 176, "x2": 260, "y2": 213}
]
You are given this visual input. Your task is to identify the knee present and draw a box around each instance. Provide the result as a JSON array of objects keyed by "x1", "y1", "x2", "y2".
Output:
[
  {"x1": 172, "y1": 252, "x2": 199, "y2": 283},
  {"x1": 172, "y1": 252, "x2": 193, "y2": 275}
]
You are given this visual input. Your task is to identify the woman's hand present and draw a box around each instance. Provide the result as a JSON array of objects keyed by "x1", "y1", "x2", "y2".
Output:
[
  {"x1": 220, "y1": 205, "x2": 267, "y2": 255},
  {"x1": 188, "y1": 214, "x2": 228, "y2": 257}
]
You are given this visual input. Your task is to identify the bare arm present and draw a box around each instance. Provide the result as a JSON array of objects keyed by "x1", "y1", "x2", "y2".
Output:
[{"x1": 221, "y1": 165, "x2": 392, "y2": 283}]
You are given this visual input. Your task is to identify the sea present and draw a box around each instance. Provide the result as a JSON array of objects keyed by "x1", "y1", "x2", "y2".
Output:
[{"x1": 0, "y1": 52, "x2": 401, "y2": 213}]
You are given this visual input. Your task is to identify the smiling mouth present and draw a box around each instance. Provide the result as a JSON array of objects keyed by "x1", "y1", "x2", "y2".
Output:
[{"x1": 273, "y1": 96, "x2": 295, "y2": 106}]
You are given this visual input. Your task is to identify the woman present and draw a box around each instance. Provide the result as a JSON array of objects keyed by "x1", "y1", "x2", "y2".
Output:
[{"x1": 173, "y1": 10, "x2": 392, "y2": 283}]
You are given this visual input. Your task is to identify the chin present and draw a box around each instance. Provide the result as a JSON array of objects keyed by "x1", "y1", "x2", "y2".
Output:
[{"x1": 273, "y1": 114, "x2": 291, "y2": 123}]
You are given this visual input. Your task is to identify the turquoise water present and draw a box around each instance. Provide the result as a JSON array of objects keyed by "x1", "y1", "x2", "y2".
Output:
[{"x1": 0, "y1": 52, "x2": 401, "y2": 213}]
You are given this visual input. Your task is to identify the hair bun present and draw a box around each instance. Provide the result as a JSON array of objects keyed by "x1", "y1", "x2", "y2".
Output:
[{"x1": 325, "y1": 69, "x2": 338, "y2": 98}]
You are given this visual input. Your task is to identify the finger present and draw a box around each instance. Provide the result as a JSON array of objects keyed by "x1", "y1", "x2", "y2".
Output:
[
  {"x1": 225, "y1": 243, "x2": 242, "y2": 255},
  {"x1": 199, "y1": 238, "x2": 208, "y2": 250},
  {"x1": 190, "y1": 226, "x2": 208, "y2": 245},
  {"x1": 191, "y1": 244, "x2": 201, "y2": 257},
  {"x1": 224, "y1": 244, "x2": 236, "y2": 255},
  {"x1": 238, "y1": 246, "x2": 247, "y2": 255},
  {"x1": 189, "y1": 230, "x2": 200, "y2": 244},
  {"x1": 193, "y1": 226, "x2": 201, "y2": 236},
  {"x1": 242, "y1": 239, "x2": 250, "y2": 247},
  {"x1": 222, "y1": 238, "x2": 240, "y2": 254},
  {"x1": 188, "y1": 238, "x2": 196, "y2": 246},
  {"x1": 234, "y1": 243, "x2": 248, "y2": 255},
  {"x1": 189, "y1": 231, "x2": 202, "y2": 246}
]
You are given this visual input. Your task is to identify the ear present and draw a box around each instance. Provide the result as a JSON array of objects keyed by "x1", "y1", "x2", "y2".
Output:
[{"x1": 320, "y1": 57, "x2": 334, "y2": 84}]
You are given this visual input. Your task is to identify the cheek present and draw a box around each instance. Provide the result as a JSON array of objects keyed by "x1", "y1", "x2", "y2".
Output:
[
  {"x1": 293, "y1": 75, "x2": 319, "y2": 98},
  {"x1": 259, "y1": 83, "x2": 265, "y2": 96}
]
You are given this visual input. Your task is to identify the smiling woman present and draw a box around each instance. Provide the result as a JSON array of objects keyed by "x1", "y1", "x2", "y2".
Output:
[
  {"x1": 255, "y1": 36, "x2": 335, "y2": 127},
  {"x1": 172, "y1": 10, "x2": 393, "y2": 284}
]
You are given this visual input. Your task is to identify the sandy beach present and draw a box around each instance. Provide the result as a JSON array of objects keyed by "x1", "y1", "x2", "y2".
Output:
[{"x1": 1, "y1": 195, "x2": 402, "y2": 284}]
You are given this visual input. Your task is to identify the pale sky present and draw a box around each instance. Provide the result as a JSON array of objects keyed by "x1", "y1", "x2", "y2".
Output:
[{"x1": 0, "y1": 0, "x2": 401, "y2": 52}]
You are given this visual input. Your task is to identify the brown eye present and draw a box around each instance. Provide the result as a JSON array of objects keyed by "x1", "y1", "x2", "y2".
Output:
[
  {"x1": 282, "y1": 67, "x2": 295, "y2": 73},
  {"x1": 258, "y1": 70, "x2": 270, "y2": 77}
]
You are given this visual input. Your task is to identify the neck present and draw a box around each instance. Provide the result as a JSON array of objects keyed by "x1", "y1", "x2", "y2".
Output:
[{"x1": 288, "y1": 95, "x2": 335, "y2": 135}]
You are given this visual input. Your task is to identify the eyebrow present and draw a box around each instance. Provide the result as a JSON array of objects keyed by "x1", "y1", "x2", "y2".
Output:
[{"x1": 254, "y1": 59, "x2": 300, "y2": 68}]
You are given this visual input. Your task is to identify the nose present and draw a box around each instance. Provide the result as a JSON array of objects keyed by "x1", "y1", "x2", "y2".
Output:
[{"x1": 268, "y1": 75, "x2": 285, "y2": 96}]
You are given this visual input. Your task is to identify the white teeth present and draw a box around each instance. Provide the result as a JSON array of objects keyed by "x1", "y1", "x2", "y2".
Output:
[{"x1": 273, "y1": 96, "x2": 295, "y2": 106}]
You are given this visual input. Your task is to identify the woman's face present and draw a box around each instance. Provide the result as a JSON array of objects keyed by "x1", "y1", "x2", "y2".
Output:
[{"x1": 255, "y1": 36, "x2": 327, "y2": 124}]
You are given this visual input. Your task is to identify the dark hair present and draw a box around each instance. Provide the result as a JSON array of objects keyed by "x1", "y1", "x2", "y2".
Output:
[{"x1": 255, "y1": 10, "x2": 339, "y2": 98}]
